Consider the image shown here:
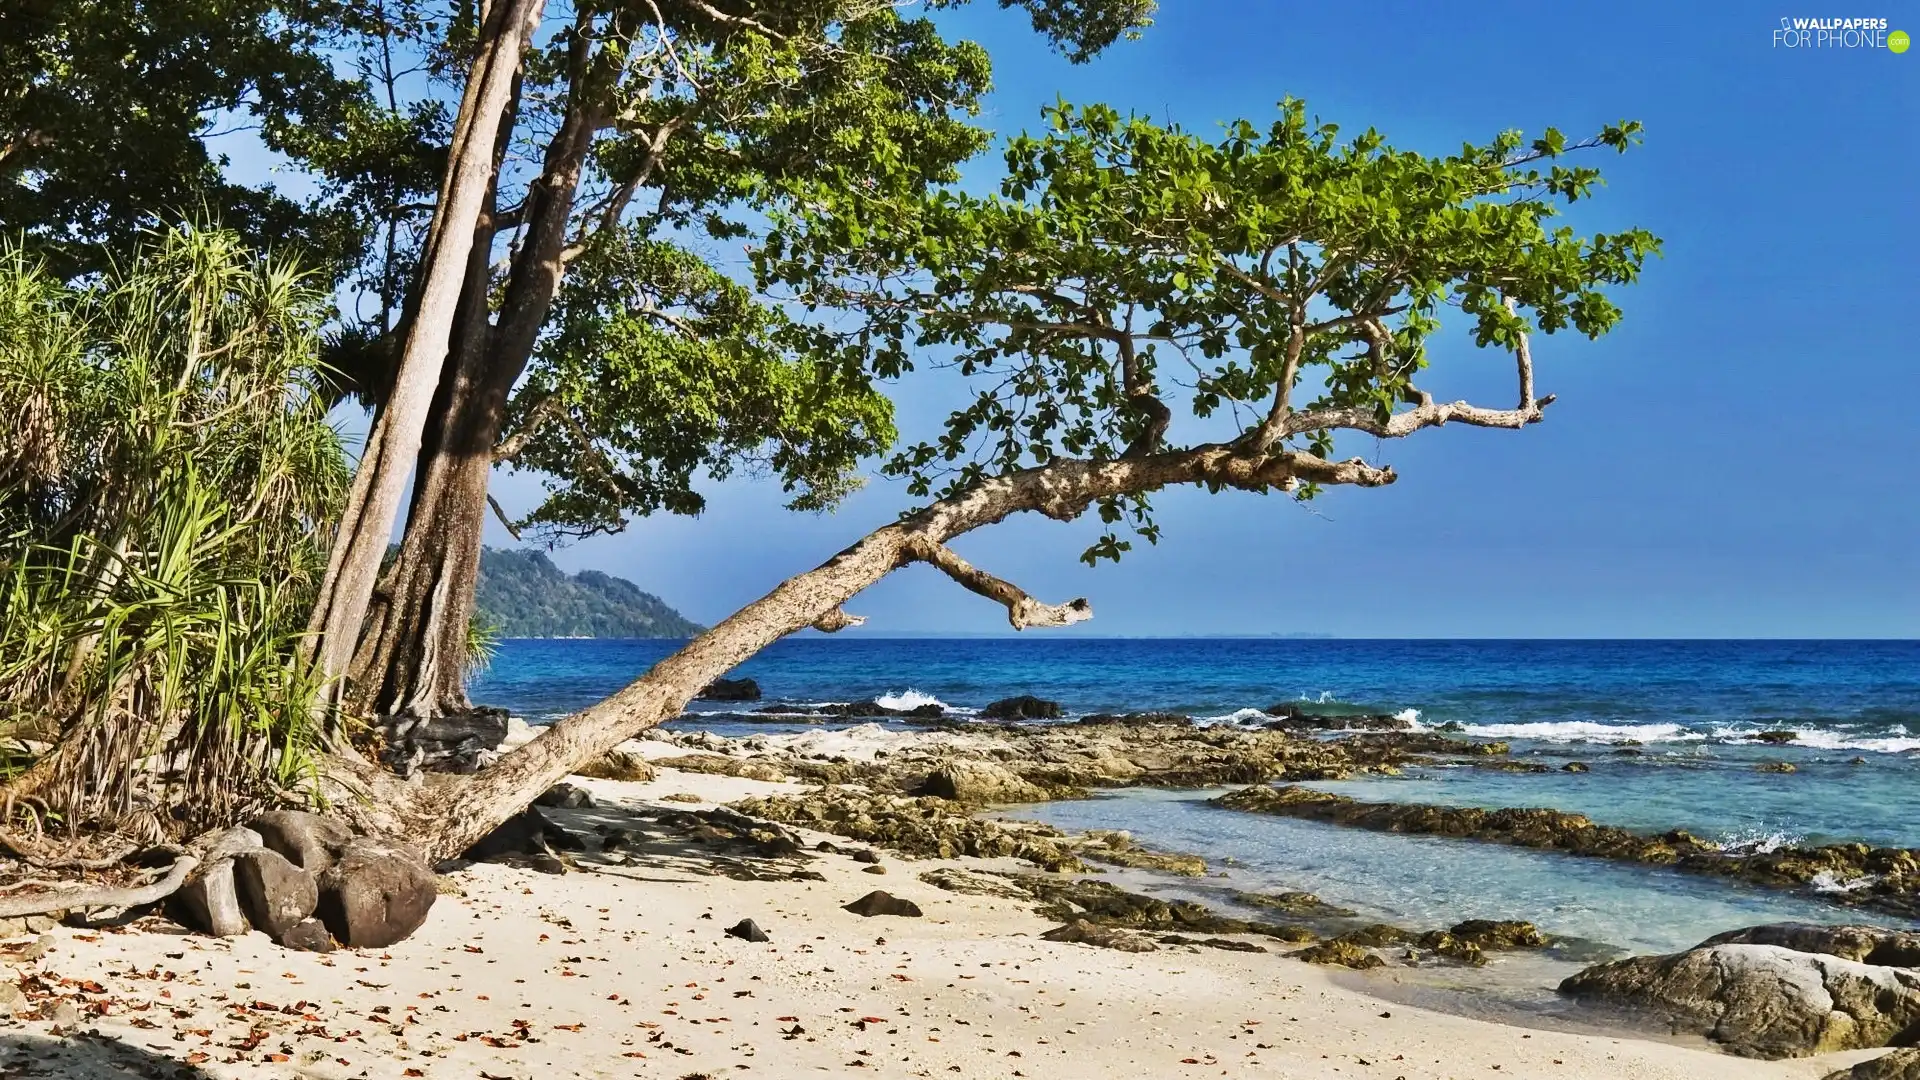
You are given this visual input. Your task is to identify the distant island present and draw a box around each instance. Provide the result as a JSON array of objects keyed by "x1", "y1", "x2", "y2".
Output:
[{"x1": 475, "y1": 547, "x2": 704, "y2": 638}]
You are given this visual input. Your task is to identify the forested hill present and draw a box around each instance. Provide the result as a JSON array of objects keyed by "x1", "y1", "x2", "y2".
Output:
[{"x1": 474, "y1": 548, "x2": 704, "y2": 638}]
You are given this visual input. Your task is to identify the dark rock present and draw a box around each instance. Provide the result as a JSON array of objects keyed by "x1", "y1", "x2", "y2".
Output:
[
  {"x1": 248, "y1": 811, "x2": 354, "y2": 873},
  {"x1": 725, "y1": 918, "x2": 770, "y2": 942},
  {"x1": 1826, "y1": 1048, "x2": 1920, "y2": 1080},
  {"x1": 1434, "y1": 721, "x2": 1467, "y2": 733},
  {"x1": 1075, "y1": 712, "x2": 1193, "y2": 728},
  {"x1": 463, "y1": 807, "x2": 582, "y2": 860},
  {"x1": 980, "y1": 695, "x2": 1064, "y2": 722},
  {"x1": 1563, "y1": 762, "x2": 1591, "y2": 773},
  {"x1": 378, "y1": 707, "x2": 509, "y2": 774},
  {"x1": 601, "y1": 828, "x2": 640, "y2": 854},
  {"x1": 1757, "y1": 761, "x2": 1798, "y2": 774},
  {"x1": 278, "y1": 918, "x2": 336, "y2": 953},
  {"x1": 1448, "y1": 919, "x2": 1549, "y2": 949},
  {"x1": 915, "y1": 868, "x2": 1032, "y2": 899},
  {"x1": 536, "y1": 782, "x2": 596, "y2": 809},
  {"x1": 1042, "y1": 920, "x2": 1157, "y2": 952},
  {"x1": 1339, "y1": 924, "x2": 1414, "y2": 948},
  {"x1": 1262, "y1": 703, "x2": 1410, "y2": 732},
  {"x1": 1750, "y1": 730, "x2": 1799, "y2": 745},
  {"x1": 232, "y1": 848, "x2": 318, "y2": 940},
  {"x1": 851, "y1": 848, "x2": 880, "y2": 864},
  {"x1": 842, "y1": 891, "x2": 923, "y2": 918},
  {"x1": 1559, "y1": 943, "x2": 1920, "y2": 1058},
  {"x1": 527, "y1": 853, "x2": 569, "y2": 875},
  {"x1": 575, "y1": 749, "x2": 656, "y2": 782},
  {"x1": 1225, "y1": 889, "x2": 1356, "y2": 918},
  {"x1": 919, "y1": 760, "x2": 1052, "y2": 804},
  {"x1": 1294, "y1": 940, "x2": 1384, "y2": 969},
  {"x1": 699, "y1": 678, "x2": 762, "y2": 702},
  {"x1": 861, "y1": 865, "x2": 887, "y2": 875},
  {"x1": 315, "y1": 837, "x2": 436, "y2": 949},
  {"x1": 1158, "y1": 935, "x2": 1266, "y2": 953}
]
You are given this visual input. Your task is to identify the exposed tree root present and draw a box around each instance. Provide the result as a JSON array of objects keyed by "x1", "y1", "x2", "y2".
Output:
[{"x1": 0, "y1": 856, "x2": 197, "y2": 918}]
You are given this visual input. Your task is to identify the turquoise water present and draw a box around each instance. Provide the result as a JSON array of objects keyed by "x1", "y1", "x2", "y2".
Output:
[{"x1": 474, "y1": 637, "x2": 1920, "y2": 955}]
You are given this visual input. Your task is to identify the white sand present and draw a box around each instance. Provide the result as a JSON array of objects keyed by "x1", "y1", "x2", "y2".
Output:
[{"x1": 0, "y1": 765, "x2": 1879, "y2": 1079}]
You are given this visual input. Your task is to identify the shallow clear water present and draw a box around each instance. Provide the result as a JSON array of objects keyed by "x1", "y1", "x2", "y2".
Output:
[
  {"x1": 1007, "y1": 790, "x2": 1909, "y2": 960},
  {"x1": 473, "y1": 637, "x2": 1920, "y2": 958}
]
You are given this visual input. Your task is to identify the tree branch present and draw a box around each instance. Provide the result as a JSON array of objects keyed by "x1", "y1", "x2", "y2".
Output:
[
  {"x1": 902, "y1": 537, "x2": 1092, "y2": 630},
  {"x1": 0, "y1": 856, "x2": 197, "y2": 918}
]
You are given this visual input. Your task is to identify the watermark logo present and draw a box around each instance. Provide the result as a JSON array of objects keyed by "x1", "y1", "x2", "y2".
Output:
[{"x1": 1772, "y1": 17, "x2": 1905, "y2": 49}]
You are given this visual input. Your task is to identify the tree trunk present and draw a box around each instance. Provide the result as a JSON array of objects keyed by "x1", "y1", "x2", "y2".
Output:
[
  {"x1": 346, "y1": 56, "x2": 609, "y2": 721},
  {"x1": 319, "y1": 442, "x2": 1378, "y2": 862},
  {"x1": 301, "y1": 0, "x2": 547, "y2": 703}
]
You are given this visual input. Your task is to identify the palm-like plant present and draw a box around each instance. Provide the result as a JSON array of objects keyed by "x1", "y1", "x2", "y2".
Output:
[{"x1": 0, "y1": 225, "x2": 348, "y2": 842}]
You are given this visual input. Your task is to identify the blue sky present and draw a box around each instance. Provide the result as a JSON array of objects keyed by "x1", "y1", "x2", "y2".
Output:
[{"x1": 470, "y1": 1, "x2": 1918, "y2": 638}]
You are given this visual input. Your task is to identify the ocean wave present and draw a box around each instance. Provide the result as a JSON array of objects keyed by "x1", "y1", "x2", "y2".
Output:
[
  {"x1": 1435, "y1": 720, "x2": 1705, "y2": 745},
  {"x1": 1194, "y1": 707, "x2": 1274, "y2": 726},
  {"x1": 1753, "y1": 729, "x2": 1920, "y2": 755},
  {"x1": 1811, "y1": 869, "x2": 1879, "y2": 894},
  {"x1": 873, "y1": 688, "x2": 949, "y2": 712}
]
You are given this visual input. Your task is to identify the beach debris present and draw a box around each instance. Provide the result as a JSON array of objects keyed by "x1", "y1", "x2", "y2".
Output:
[
  {"x1": 980, "y1": 695, "x2": 1063, "y2": 721},
  {"x1": 725, "y1": 918, "x2": 770, "y2": 942},
  {"x1": 377, "y1": 706, "x2": 510, "y2": 773},
  {"x1": 842, "y1": 891, "x2": 922, "y2": 918},
  {"x1": 536, "y1": 782, "x2": 596, "y2": 809},
  {"x1": 1561, "y1": 937, "x2": 1920, "y2": 1058},
  {"x1": 698, "y1": 677, "x2": 761, "y2": 701},
  {"x1": 1041, "y1": 920, "x2": 1157, "y2": 952}
]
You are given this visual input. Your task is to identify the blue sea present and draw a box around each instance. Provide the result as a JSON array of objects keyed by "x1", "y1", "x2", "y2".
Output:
[{"x1": 474, "y1": 637, "x2": 1920, "y2": 965}]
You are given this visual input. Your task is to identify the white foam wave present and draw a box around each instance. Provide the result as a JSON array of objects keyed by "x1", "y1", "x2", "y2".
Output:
[
  {"x1": 1766, "y1": 729, "x2": 1920, "y2": 754},
  {"x1": 1195, "y1": 707, "x2": 1274, "y2": 726},
  {"x1": 873, "y1": 688, "x2": 949, "y2": 711},
  {"x1": 1811, "y1": 869, "x2": 1879, "y2": 894},
  {"x1": 1717, "y1": 828, "x2": 1805, "y2": 855},
  {"x1": 1392, "y1": 708, "x2": 1422, "y2": 726},
  {"x1": 1444, "y1": 721, "x2": 1704, "y2": 745}
]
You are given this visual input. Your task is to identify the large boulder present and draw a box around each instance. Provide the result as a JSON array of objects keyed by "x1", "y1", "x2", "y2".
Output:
[
  {"x1": 919, "y1": 759, "x2": 1050, "y2": 804},
  {"x1": 980, "y1": 695, "x2": 1063, "y2": 722},
  {"x1": 232, "y1": 848, "x2": 319, "y2": 940},
  {"x1": 316, "y1": 837, "x2": 436, "y2": 948},
  {"x1": 1703, "y1": 924, "x2": 1920, "y2": 968},
  {"x1": 1827, "y1": 1048, "x2": 1920, "y2": 1080},
  {"x1": 699, "y1": 678, "x2": 761, "y2": 702},
  {"x1": 248, "y1": 810, "x2": 354, "y2": 873},
  {"x1": 1559, "y1": 943, "x2": 1920, "y2": 1058}
]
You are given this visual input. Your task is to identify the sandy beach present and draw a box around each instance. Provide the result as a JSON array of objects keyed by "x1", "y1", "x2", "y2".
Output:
[{"x1": 1, "y1": 749, "x2": 1885, "y2": 1080}]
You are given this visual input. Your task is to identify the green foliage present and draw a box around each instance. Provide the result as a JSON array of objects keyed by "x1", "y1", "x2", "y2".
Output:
[
  {"x1": 0, "y1": 0, "x2": 377, "y2": 281},
  {"x1": 474, "y1": 548, "x2": 703, "y2": 639},
  {"x1": 759, "y1": 99, "x2": 1659, "y2": 562},
  {"x1": 0, "y1": 226, "x2": 347, "y2": 837}
]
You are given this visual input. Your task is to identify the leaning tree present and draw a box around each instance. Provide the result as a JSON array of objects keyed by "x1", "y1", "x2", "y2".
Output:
[
  {"x1": 310, "y1": 100, "x2": 1659, "y2": 858},
  {"x1": 300, "y1": 0, "x2": 1159, "y2": 725}
]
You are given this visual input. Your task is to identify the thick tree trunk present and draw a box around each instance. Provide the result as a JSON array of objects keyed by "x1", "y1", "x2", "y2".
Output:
[
  {"x1": 347, "y1": 53, "x2": 609, "y2": 721},
  {"x1": 302, "y1": 0, "x2": 547, "y2": 701}
]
